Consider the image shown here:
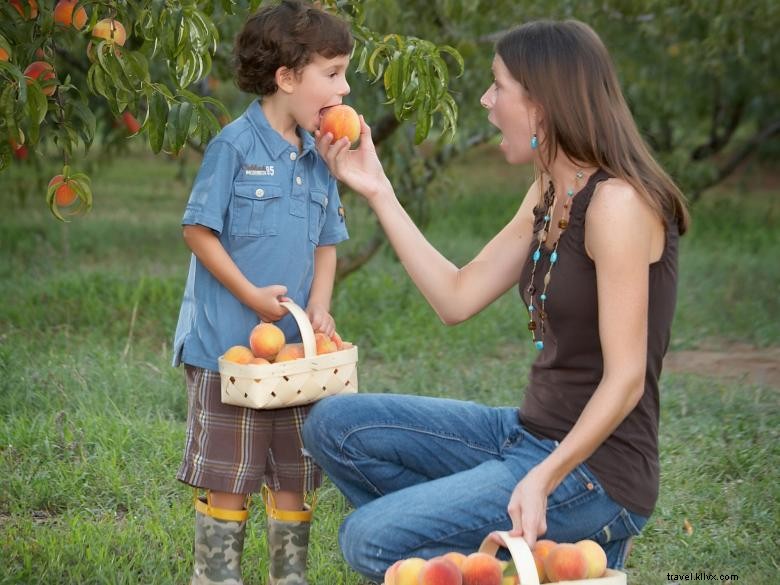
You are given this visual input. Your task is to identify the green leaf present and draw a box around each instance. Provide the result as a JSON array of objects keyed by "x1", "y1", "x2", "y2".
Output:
[
  {"x1": 149, "y1": 91, "x2": 169, "y2": 154},
  {"x1": 439, "y1": 45, "x2": 465, "y2": 77}
]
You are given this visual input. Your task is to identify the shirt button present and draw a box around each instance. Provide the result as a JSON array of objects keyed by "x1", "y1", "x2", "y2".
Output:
[
  {"x1": 290, "y1": 152, "x2": 297, "y2": 160},
  {"x1": 255, "y1": 188, "x2": 264, "y2": 197},
  {"x1": 295, "y1": 176, "x2": 302, "y2": 185}
]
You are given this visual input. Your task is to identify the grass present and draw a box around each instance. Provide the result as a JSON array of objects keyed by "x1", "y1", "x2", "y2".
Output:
[{"x1": 0, "y1": 146, "x2": 778, "y2": 584}]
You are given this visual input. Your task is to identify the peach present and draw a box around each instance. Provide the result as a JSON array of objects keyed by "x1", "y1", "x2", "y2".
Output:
[
  {"x1": 383, "y1": 559, "x2": 403, "y2": 585},
  {"x1": 499, "y1": 561, "x2": 519, "y2": 585},
  {"x1": 461, "y1": 552, "x2": 503, "y2": 585},
  {"x1": 23, "y1": 61, "x2": 56, "y2": 96},
  {"x1": 275, "y1": 343, "x2": 305, "y2": 362},
  {"x1": 54, "y1": 0, "x2": 87, "y2": 30},
  {"x1": 48, "y1": 175, "x2": 78, "y2": 207},
  {"x1": 122, "y1": 111, "x2": 141, "y2": 134},
  {"x1": 249, "y1": 322, "x2": 285, "y2": 360},
  {"x1": 223, "y1": 345, "x2": 255, "y2": 365},
  {"x1": 575, "y1": 539, "x2": 607, "y2": 579},
  {"x1": 419, "y1": 557, "x2": 463, "y2": 585},
  {"x1": 92, "y1": 18, "x2": 127, "y2": 46},
  {"x1": 320, "y1": 104, "x2": 360, "y2": 145},
  {"x1": 533, "y1": 539, "x2": 556, "y2": 582},
  {"x1": 314, "y1": 332, "x2": 338, "y2": 355},
  {"x1": 544, "y1": 543, "x2": 588, "y2": 582},
  {"x1": 395, "y1": 557, "x2": 426, "y2": 585},
  {"x1": 442, "y1": 551, "x2": 467, "y2": 571},
  {"x1": 10, "y1": 0, "x2": 38, "y2": 19},
  {"x1": 0, "y1": 48, "x2": 9, "y2": 62},
  {"x1": 249, "y1": 357, "x2": 270, "y2": 365}
]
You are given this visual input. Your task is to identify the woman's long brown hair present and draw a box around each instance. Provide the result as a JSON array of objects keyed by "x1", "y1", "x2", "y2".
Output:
[{"x1": 497, "y1": 20, "x2": 689, "y2": 234}]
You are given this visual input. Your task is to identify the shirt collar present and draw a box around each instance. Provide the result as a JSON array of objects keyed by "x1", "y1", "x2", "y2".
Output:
[{"x1": 246, "y1": 100, "x2": 316, "y2": 159}]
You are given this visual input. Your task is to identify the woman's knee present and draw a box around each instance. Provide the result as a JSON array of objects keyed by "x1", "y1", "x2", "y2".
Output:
[
  {"x1": 302, "y1": 395, "x2": 349, "y2": 456},
  {"x1": 338, "y1": 510, "x2": 393, "y2": 580}
]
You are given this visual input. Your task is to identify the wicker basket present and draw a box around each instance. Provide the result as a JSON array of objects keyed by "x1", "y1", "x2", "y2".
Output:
[
  {"x1": 479, "y1": 531, "x2": 626, "y2": 585},
  {"x1": 218, "y1": 301, "x2": 358, "y2": 409}
]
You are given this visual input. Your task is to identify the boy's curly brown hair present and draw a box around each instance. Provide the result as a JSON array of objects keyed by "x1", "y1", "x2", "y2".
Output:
[{"x1": 234, "y1": 0, "x2": 354, "y2": 97}]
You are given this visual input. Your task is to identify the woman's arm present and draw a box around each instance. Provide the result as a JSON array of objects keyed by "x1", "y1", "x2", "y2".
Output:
[
  {"x1": 318, "y1": 119, "x2": 538, "y2": 324},
  {"x1": 182, "y1": 224, "x2": 289, "y2": 322},
  {"x1": 506, "y1": 180, "x2": 663, "y2": 546}
]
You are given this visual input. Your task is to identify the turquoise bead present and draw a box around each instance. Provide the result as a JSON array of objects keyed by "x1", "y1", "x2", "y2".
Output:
[
  {"x1": 540, "y1": 293, "x2": 547, "y2": 301},
  {"x1": 533, "y1": 249, "x2": 541, "y2": 262},
  {"x1": 530, "y1": 135, "x2": 538, "y2": 150},
  {"x1": 528, "y1": 304, "x2": 534, "y2": 312},
  {"x1": 550, "y1": 251, "x2": 558, "y2": 264},
  {"x1": 535, "y1": 340, "x2": 544, "y2": 350}
]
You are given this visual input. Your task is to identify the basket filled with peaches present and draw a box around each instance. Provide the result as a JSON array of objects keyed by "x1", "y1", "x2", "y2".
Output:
[
  {"x1": 218, "y1": 301, "x2": 357, "y2": 409},
  {"x1": 384, "y1": 532, "x2": 625, "y2": 585}
]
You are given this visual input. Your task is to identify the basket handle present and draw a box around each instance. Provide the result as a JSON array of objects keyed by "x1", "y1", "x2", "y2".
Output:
[
  {"x1": 478, "y1": 531, "x2": 540, "y2": 585},
  {"x1": 279, "y1": 300, "x2": 317, "y2": 358}
]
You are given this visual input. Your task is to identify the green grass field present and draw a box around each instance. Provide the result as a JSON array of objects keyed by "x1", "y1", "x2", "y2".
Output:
[{"x1": 1, "y1": 146, "x2": 778, "y2": 584}]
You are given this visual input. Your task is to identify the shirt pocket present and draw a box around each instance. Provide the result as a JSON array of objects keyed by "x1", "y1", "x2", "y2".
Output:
[
  {"x1": 231, "y1": 182, "x2": 282, "y2": 237},
  {"x1": 308, "y1": 188, "x2": 328, "y2": 245}
]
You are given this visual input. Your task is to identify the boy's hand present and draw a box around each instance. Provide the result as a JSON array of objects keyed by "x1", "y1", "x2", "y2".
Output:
[
  {"x1": 248, "y1": 285, "x2": 289, "y2": 322},
  {"x1": 306, "y1": 303, "x2": 335, "y2": 338}
]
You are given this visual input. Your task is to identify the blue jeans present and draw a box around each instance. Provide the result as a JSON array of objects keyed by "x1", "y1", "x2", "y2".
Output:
[{"x1": 302, "y1": 393, "x2": 648, "y2": 582}]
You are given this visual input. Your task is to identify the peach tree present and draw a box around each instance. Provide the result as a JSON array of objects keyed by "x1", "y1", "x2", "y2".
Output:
[{"x1": 0, "y1": 0, "x2": 463, "y2": 221}]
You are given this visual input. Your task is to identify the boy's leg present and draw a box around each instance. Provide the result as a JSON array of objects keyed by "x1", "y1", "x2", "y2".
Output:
[
  {"x1": 264, "y1": 404, "x2": 321, "y2": 585},
  {"x1": 177, "y1": 365, "x2": 271, "y2": 584}
]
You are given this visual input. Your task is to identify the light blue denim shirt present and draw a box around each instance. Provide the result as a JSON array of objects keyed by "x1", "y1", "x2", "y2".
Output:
[{"x1": 172, "y1": 100, "x2": 349, "y2": 371}]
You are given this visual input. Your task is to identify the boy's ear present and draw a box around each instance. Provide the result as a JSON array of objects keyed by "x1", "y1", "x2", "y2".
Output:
[{"x1": 275, "y1": 66, "x2": 296, "y2": 94}]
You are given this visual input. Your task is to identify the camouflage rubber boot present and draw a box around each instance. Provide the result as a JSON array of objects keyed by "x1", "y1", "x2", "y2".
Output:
[
  {"x1": 191, "y1": 492, "x2": 249, "y2": 585},
  {"x1": 265, "y1": 492, "x2": 313, "y2": 585}
]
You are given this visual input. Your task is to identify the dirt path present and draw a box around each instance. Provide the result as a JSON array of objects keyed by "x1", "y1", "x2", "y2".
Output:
[{"x1": 663, "y1": 344, "x2": 780, "y2": 388}]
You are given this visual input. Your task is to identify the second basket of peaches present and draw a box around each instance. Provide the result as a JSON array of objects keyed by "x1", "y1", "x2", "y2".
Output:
[
  {"x1": 218, "y1": 301, "x2": 358, "y2": 409},
  {"x1": 384, "y1": 536, "x2": 617, "y2": 585}
]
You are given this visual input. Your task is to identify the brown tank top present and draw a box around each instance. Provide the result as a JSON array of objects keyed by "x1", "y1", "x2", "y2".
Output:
[{"x1": 518, "y1": 169, "x2": 679, "y2": 517}]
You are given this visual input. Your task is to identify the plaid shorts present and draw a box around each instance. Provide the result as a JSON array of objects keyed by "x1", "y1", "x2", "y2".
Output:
[{"x1": 176, "y1": 365, "x2": 322, "y2": 495}]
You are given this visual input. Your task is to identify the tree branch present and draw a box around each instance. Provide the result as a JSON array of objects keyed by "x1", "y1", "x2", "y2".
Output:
[
  {"x1": 336, "y1": 232, "x2": 384, "y2": 281},
  {"x1": 691, "y1": 117, "x2": 780, "y2": 200}
]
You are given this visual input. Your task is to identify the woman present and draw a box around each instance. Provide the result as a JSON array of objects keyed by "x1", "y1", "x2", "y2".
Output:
[{"x1": 304, "y1": 19, "x2": 689, "y2": 581}]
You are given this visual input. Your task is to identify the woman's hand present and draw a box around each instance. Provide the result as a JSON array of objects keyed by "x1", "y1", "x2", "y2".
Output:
[
  {"x1": 315, "y1": 116, "x2": 393, "y2": 204},
  {"x1": 504, "y1": 466, "x2": 550, "y2": 549}
]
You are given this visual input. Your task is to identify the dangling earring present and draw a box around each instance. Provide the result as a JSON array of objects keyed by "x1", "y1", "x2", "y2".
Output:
[{"x1": 530, "y1": 132, "x2": 538, "y2": 150}]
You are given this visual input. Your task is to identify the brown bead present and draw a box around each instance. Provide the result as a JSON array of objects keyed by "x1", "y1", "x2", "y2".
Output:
[
  {"x1": 527, "y1": 320, "x2": 537, "y2": 331},
  {"x1": 558, "y1": 219, "x2": 569, "y2": 229},
  {"x1": 539, "y1": 310, "x2": 547, "y2": 321},
  {"x1": 527, "y1": 284, "x2": 536, "y2": 295}
]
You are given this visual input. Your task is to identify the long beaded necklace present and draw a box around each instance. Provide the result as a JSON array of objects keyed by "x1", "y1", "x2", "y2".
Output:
[{"x1": 525, "y1": 169, "x2": 585, "y2": 350}]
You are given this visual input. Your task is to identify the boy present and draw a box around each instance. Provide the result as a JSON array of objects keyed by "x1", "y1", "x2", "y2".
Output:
[{"x1": 171, "y1": 2, "x2": 353, "y2": 583}]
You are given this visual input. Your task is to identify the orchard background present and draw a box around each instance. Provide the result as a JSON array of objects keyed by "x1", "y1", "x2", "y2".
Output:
[{"x1": 1, "y1": 1, "x2": 778, "y2": 584}]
